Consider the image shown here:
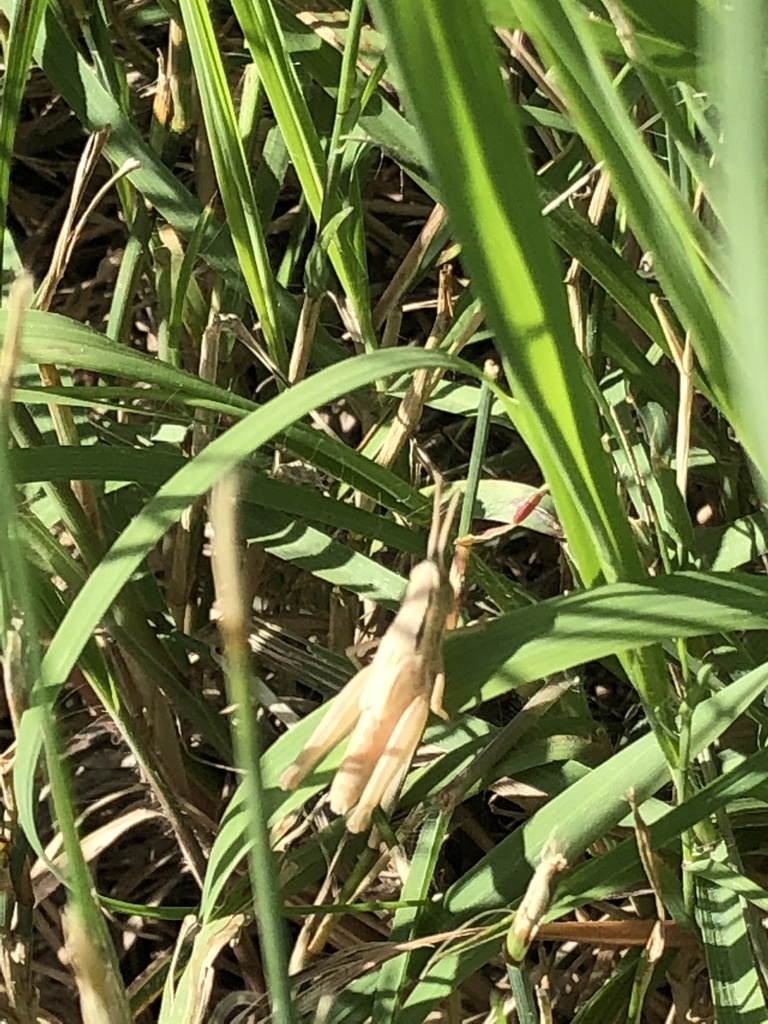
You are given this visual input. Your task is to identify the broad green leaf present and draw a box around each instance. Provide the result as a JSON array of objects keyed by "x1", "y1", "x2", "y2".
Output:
[
  {"x1": 696, "y1": 876, "x2": 766, "y2": 1022},
  {"x1": 369, "y1": 0, "x2": 676, "y2": 756}
]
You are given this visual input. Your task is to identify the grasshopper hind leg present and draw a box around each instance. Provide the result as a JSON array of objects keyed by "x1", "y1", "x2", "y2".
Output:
[{"x1": 345, "y1": 693, "x2": 430, "y2": 834}]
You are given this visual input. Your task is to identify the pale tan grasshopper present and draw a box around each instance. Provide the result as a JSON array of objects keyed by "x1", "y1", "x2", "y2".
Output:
[{"x1": 279, "y1": 487, "x2": 460, "y2": 834}]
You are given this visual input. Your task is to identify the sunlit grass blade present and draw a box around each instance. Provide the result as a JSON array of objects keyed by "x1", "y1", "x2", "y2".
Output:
[
  {"x1": 202, "y1": 571, "x2": 768, "y2": 923},
  {"x1": 380, "y1": 664, "x2": 768, "y2": 1024},
  {"x1": 13, "y1": 344, "x2": 484, "y2": 867},
  {"x1": 370, "y1": 0, "x2": 674, "y2": 760},
  {"x1": 373, "y1": 810, "x2": 449, "y2": 1023},
  {"x1": 370, "y1": 0, "x2": 642, "y2": 588},
  {"x1": 179, "y1": 0, "x2": 285, "y2": 369},
  {"x1": 0, "y1": 0, "x2": 48, "y2": 286},
  {"x1": 706, "y1": 2, "x2": 768, "y2": 487},
  {"x1": 695, "y1": 876, "x2": 766, "y2": 1022},
  {"x1": 502, "y1": 3, "x2": 740, "y2": 443},
  {"x1": 231, "y1": 0, "x2": 375, "y2": 349}
]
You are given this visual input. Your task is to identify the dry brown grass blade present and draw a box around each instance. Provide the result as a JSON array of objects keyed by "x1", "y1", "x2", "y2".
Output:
[
  {"x1": 506, "y1": 844, "x2": 568, "y2": 964},
  {"x1": 36, "y1": 130, "x2": 138, "y2": 311},
  {"x1": 31, "y1": 805, "x2": 164, "y2": 904},
  {"x1": 0, "y1": 278, "x2": 47, "y2": 1022},
  {"x1": 160, "y1": 914, "x2": 246, "y2": 1024},
  {"x1": 0, "y1": 821, "x2": 39, "y2": 1021},
  {"x1": 497, "y1": 29, "x2": 568, "y2": 114},
  {"x1": 0, "y1": 274, "x2": 29, "y2": 407},
  {"x1": 289, "y1": 292, "x2": 322, "y2": 384},
  {"x1": 288, "y1": 837, "x2": 350, "y2": 974},
  {"x1": 166, "y1": 299, "x2": 225, "y2": 632},
  {"x1": 282, "y1": 922, "x2": 491, "y2": 1014},
  {"x1": 1, "y1": 276, "x2": 32, "y2": 731},
  {"x1": 375, "y1": 264, "x2": 455, "y2": 471},
  {"x1": 536, "y1": 919, "x2": 698, "y2": 948},
  {"x1": 564, "y1": 170, "x2": 612, "y2": 355},
  {"x1": 33, "y1": 129, "x2": 137, "y2": 534},
  {"x1": 372, "y1": 202, "x2": 446, "y2": 331},
  {"x1": 288, "y1": 807, "x2": 427, "y2": 969}
]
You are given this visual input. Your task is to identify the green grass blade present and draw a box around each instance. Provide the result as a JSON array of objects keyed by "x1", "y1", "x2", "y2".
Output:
[
  {"x1": 231, "y1": 0, "x2": 374, "y2": 347},
  {"x1": 1, "y1": 285, "x2": 132, "y2": 1020},
  {"x1": 179, "y1": 0, "x2": 285, "y2": 369},
  {"x1": 204, "y1": 573, "x2": 768, "y2": 921},
  {"x1": 13, "y1": 346, "x2": 483, "y2": 866},
  {"x1": 370, "y1": 0, "x2": 642, "y2": 587},
  {"x1": 706, "y1": 2, "x2": 768, "y2": 488},
  {"x1": 553, "y1": 746, "x2": 768, "y2": 916},
  {"x1": 373, "y1": 810, "x2": 449, "y2": 1023},
  {"x1": 370, "y1": 0, "x2": 674, "y2": 752},
  {"x1": 505, "y1": 3, "x2": 736, "y2": 437},
  {"x1": 0, "y1": 0, "x2": 48, "y2": 285},
  {"x1": 393, "y1": 665, "x2": 768, "y2": 1024},
  {"x1": 695, "y1": 876, "x2": 766, "y2": 1022}
]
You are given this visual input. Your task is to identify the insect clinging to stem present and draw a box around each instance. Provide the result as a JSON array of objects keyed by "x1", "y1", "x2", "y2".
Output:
[{"x1": 279, "y1": 485, "x2": 460, "y2": 834}]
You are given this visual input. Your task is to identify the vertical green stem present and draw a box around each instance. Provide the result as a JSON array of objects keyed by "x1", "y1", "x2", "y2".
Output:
[{"x1": 211, "y1": 474, "x2": 296, "y2": 1024}]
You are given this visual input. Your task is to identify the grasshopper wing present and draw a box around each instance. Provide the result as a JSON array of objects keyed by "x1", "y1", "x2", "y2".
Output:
[
  {"x1": 345, "y1": 691, "x2": 431, "y2": 834},
  {"x1": 279, "y1": 664, "x2": 372, "y2": 792},
  {"x1": 330, "y1": 652, "x2": 428, "y2": 822}
]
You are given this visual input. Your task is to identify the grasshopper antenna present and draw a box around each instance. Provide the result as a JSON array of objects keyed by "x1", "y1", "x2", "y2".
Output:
[
  {"x1": 437, "y1": 489, "x2": 461, "y2": 559},
  {"x1": 427, "y1": 480, "x2": 460, "y2": 560},
  {"x1": 427, "y1": 480, "x2": 443, "y2": 559}
]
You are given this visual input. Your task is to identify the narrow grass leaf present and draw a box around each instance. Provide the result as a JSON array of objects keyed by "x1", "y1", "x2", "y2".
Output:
[
  {"x1": 179, "y1": 0, "x2": 285, "y2": 368},
  {"x1": 371, "y1": 0, "x2": 641, "y2": 589},
  {"x1": 390, "y1": 664, "x2": 768, "y2": 1024},
  {"x1": 707, "y1": 2, "x2": 768, "y2": 488},
  {"x1": 373, "y1": 810, "x2": 449, "y2": 1024},
  {"x1": 13, "y1": 347, "x2": 484, "y2": 865},
  {"x1": 370, "y1": 1, "x2": 678, "y2": 754},
  {"x1": 232, "y1": 0, "x2": 374, "y2": 347},
  {"x1": 0, "y1": 0, "x2": 48, "y2": 283}
]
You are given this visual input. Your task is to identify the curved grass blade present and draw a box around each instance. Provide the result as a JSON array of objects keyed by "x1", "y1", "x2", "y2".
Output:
[
  {"x1": 204, "y1": 572, "x2": 768, "y2": 919},
  {"x1": 13, "y1": 346, "x2": 483, "y2": 867}
]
